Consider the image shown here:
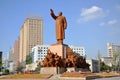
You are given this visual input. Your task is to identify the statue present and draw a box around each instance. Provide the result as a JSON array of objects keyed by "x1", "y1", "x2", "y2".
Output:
[{"x1": 50, "y1": 9, "x2": 67, "y2": 44}]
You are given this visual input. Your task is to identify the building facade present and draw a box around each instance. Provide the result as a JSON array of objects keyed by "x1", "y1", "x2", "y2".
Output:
[
  {"x1": 86, "y1": 59, "x2": 99, "y2": 72},
  {"x1": 31, "y1": 45, "x2": 86, "y2": 63},
  {"x1": 107, "y1": 43, "x2": 120, "y2": 65},
  {"x1": 14, "y1": 38, "x2": 20, "y2": 68},
  {"x1": 7, "y1": 48, "x2": 14, "y2": 62},
  {"x1": 7, "y1": 48, "x2": 15, "y2": 72},
  {"x1": 19, "y1": 17, "x2": 43, "y2": 64},
  {"x1": 100, "y1": 57, "x2": 113, "y2": 67},
  {"x1": 107, "y1": 43, "x2": 120, "y2": 57},
  {"x1": 31, "y1": 45, "x2": 49, "y2": 63},
  {"x1": 69, "y1": 45, "x2": 85, "y2": 56}
]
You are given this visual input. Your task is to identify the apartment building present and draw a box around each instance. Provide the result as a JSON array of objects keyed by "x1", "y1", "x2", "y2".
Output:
[{"x1": 19, "y1": 17, "x2": 43, "y2": 64}]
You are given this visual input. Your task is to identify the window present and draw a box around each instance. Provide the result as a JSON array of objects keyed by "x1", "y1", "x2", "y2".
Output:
[
  {"x1": 38, "y1": 55, "x2": 40, "y2": 57},
  {"x1": 38, "y1": 47, "x2": 40, "y2": 49},
  {"x1": 38, "y1": 49, "x2": 42, "y2": 52}
]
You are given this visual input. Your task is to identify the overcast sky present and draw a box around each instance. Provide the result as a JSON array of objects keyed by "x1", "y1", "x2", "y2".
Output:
[{"x1": 0, "y1": 0, "x2": 120, "y2": 59}]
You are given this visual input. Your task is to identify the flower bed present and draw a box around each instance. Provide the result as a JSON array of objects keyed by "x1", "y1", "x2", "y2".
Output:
[
  {"x1": 60, "y1": 72, "x2": 97, "y2": 77},
  {"x1": 96, "y1": 72, "x2": 120, "y2": 78},
  {"x1": 60, "y1": 72, "x2": 120, "y2": 79},
  {"x1": 0, "y1": 74, "x2": 53, "y2": 79}
]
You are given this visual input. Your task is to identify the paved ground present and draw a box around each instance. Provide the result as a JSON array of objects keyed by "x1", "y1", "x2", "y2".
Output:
[
  {"x1": 1, "y1": 74, "x2": 120, "y2": 80},
  {"x1": 48, "y1": 74, "x2": 61, "y2": 80},
  {"x1": 0, "y1": 75, "x2": 46, "y2": 80},
  {"x1": 49, "y1": 74, "x2": 120, "y2": 80},
  {"x1": 0, "y1": 78, "x2": 47, "y2": 80},
  {"x1": 93, "y1": 77, "x2": 120, "y2": 80}
]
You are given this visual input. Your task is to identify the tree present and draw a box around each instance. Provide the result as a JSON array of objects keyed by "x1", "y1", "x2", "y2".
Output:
[
  {"x1": 100, "y1": 62, "x2": 111, "y2": 72},
  {"x1": 100, "y1": 62, "x2": 105, "y2": 71},
  {"x1": 35, "y1": 62, "x2": 41, "y2": 72},
  {"x1": 16, "y1": 66, "x2": 23, "y2": 73},
  {"x1": 26, "y1": 55, "x2": 32, "y2": 64},
  {"x1": 0, "y1": 57, "x2": 2, "y2": 72},
  {"x1": 2, "y1": 69, "x2": 9, "y2": 75},
  {"x1": 113, "y1": 52, "x2": 120, "y2": 71}
]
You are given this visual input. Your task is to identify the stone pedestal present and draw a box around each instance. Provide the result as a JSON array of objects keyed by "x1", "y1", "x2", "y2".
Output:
[
  {"x1": 67, "y1": 67, "x2": 75, "y2": 72},
  {"x1": 40, "y1": 67, "x2": 66, "y2": 74},
  {"x1": 76, "y1": 68, "x2": 90, "y2": 72},
  {"x1": 67, "y1": 68, "x2": 90, "y2": 72},
  {"x1": 48, "y1": 44, "x2": 68, "y2": 58}
]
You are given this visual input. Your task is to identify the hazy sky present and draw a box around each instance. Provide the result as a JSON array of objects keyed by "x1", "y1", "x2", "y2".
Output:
[{"x1": 0, "y1": 0, "x2": 120, "y2": 59}]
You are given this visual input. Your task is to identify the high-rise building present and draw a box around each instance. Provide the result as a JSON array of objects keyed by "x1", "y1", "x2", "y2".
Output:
[
  {"x1": 7, "y1": 48, "x2": 15, "y2": 72},
  {"x1": 107, "y1": 43, "x2": 120, "y2": 57},
  {"x1": 107, "y1": 43, "x2": 120, "y2": 65},
  {"x1": 19, "y1": 17, "x2": 43, "y2": 64},
  {"x1": 7, "y1": 48, "x2": 14, "y2": 62},
  {"x1": 14, "y1": 37, "x2": 20, "y2": 68}
]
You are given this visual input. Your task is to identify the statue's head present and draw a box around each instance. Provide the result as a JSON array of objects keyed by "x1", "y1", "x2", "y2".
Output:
[{"x1": 58, "y1": 12, "x2": 62, "y2": 16}]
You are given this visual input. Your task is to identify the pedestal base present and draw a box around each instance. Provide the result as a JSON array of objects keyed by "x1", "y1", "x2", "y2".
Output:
[
  {"x1": 67, "y1": 68, "x2": 90, "y2": 72},
  {"x1": 48, "y1": 44, "x2": 68, "y2": 58},
  {"x1": 40, "y1": 67, "x2": 66, "y2": 74},
  {"x1": 67, "y1": 67, "x2": 75, "y2": 72}
]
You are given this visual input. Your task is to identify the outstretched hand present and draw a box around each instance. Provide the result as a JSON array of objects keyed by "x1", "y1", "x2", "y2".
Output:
[{"x1": 50, "y1": 9, "x2": 53, "y2": 13}]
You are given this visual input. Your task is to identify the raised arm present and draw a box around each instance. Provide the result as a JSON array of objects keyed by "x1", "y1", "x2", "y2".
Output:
[{"x1": 50, "y1": 9, "x2": 57, "y2": 20}]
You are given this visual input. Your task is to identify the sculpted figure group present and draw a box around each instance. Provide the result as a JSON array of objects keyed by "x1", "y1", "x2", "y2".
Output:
[
  {"x1": 42, "y1": 49, "x2": 89, "y2": 69},
  {"x1": 42, "y1": 49, "x2": 65, "y2": 67}
]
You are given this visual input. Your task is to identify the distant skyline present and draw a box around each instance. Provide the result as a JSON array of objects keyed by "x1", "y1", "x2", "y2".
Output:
[{"x1": 0, "y1": 0, "x2": 120, "y2": 59}]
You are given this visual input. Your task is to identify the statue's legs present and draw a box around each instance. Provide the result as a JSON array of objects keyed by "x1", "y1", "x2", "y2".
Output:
[{"x1": 57, "y1": 39, "x2": 63, "y2": 44}]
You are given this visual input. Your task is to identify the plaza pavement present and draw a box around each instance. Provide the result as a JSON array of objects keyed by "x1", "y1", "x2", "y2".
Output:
[
  {"x1": 93, "y1": 77, "x2": 120, "y2": 80},
  {"x1": 0, "y1": 74, "x2": 120, "y2": 80},
  {"x1": 50, "y1": 76, "x2": 120, "y2": 80},
  {"x1": 49, "y1": 74, "x2": 120, "y2": 80}
]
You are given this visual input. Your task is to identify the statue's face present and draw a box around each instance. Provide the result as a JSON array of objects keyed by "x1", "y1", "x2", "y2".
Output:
[{"x1": 58, "y1": 12, "x2": 62, "y2": 16}]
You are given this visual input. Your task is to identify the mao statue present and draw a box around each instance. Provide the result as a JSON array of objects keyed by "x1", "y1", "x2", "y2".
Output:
[{"x1": 50, "y1": 9, "x2": 67, "y2": 44}]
